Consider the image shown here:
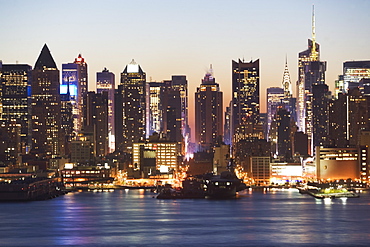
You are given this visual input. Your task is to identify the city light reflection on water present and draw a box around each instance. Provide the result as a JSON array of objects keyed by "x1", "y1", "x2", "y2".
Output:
[{"x1": 0, "y1": 189, "x2": 369, "y2": 246}]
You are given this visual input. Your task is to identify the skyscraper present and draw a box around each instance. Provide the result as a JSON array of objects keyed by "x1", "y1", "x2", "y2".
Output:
[
  {"x1": 84, "y1": 91, "x2": 109, "y2": 157},
  {"x1": 296, "y1": 6, "x2": 326, "y2": 154},
  {"x1": 266, "y1": 87, "x2": 284, "y2": 140},
  {"x1": 224, "y1": 102, "x2": 232, "y2": 145},
  {"x1": 74, "y1": 54, "x2": 88, "y2": 127},
  {"x1": 312, "y1": 83, "x2": 329, "y2": 147},
  {"x1": 171, "y1": 75, "x2": 190, "y2": 139},
  {"x1": 61, "y1": 63, "x2": 81, "y2": 133},
  {"x1": 0, "y1": 64, "x2": 32, "y2": 153},
  {"x1": 195, "y1": 67, "x2": 223, "y2": 151},
  {"x1": 147, "y1": 81, "x2": 163, "y2": 137},
  {"x1": 116, "y1": 59, "x2": 146, "y2": 153},
  {"x1": 97, "y1": 68, "x2": 115, "y2": 152},
  {"x1": 231, "y1": 59, "x2": 260, "y2": 143},
  {"x1": 31, "y1": 44, "x2": 62, "y2": 157},
  {"x1": 282, "y1": 58, "x2": 293, "y2": 97},
  {"x1": 343, "y1": 60, "x2": 370, "y2": 93}
]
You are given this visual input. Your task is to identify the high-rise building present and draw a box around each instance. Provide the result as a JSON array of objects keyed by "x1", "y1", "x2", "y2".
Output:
[
  {"x1": 73, "y1": 54, "x2": 88, "y2": 127},
  {"x1": 224, "y1": 102, "x2": 232, "y2": 145},
  {"x1": 147, "y1": 82, "x2": 163, "y2": 137},
  {"x1": 116, "y1": 59, "x2": 146, "y2": 153},
  {"x1": 31, "y1": 44, "x2": 62, "y2": 158},
  {"x1": 266, "y1": 87, "x2": 284, "y2": 140},
  {"x1": 97, "y1": 68, "x2": 115, "y2": 152},
  {"x1": 280, "y1": 59, "x2": 297, "y2": 123},
  {"x1": 312, "y1": 83, "x2": 329, "y2": 147},
  {"x1": 329, "y1": 88, "x2": 368, "y2": 147},
  {"x1": 343, "y1": 60, "x2": 370, "y2": 93},
  {"x1": 60, "y1": 83, "x2": 73, "y2": 155},
  {"x1": 296, "y1": 6, "x2": 326, "y2": 154},
  {"x1": 0, "y1": 64, "x2": 32, "y2": 153},
  {"x1": 171, "y1": 75, "x2": 190, "y2": 139},
  {"x1": 232, "y1": 59, "x2": 260, "y2": 143},
  {"x1": 61, "y1": 63, "x2": 81, "y2": 133},
  {"x1": 195, "y1": 68, "x2": 223, "y2": 151},
  {"x1": 84, "y1": 91, "x2": 109, "y2": 157},
  {"x1": 276, "y1": 108, "x2": 293, "y2": 159},
  {"x1": 162, "y1": 80, "x2": 182, "y2": 147}
]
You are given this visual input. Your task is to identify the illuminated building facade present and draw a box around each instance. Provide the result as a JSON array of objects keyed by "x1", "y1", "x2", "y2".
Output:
[
  {"x1": 31, "y1": 44, "x2": 62, "y2": 157},
  {"x1": 147, "y1": 82, "x2": 163, "y2": 136},
  {"x1": 232, "y1": 59, "x2": 260, "y2": 142},
  {"x1": 117, "y1": 59, "x2": 146, "y2": 153},
  {"x1": 343, "y1": 60, "x2": 370, "y2": 93},
  {"x1": 224, "y1": 102, "x2": 232, "y2": 145},
  {"x1": 250, "y1": 156, "x2": 270, "y2": 185},
  {"x1": 270, "y1": 162, "x2": 302, "y2": 184},
  {"x1": 97, "y1": 68, "x2": 115, "y2": 152},
  {"x1": 60, "y1": 84, "x2": 73, "y2": 155},
  {"x1": 315, "y1": 147, "x2": 360, "y2": 180},
  {"x1": 61, "y1": 63, "x2": 81, "y2": 134},
  {"x1": 132, "y1": 142, "x2": 178, "y2": 175},
  {"x1": 359, "y1": 131, "x2": 370, "y2": 184},
  {"x1": 266, "y1": 87, "x2": 284, "y2": 140},
  {"x1": 282, "y1": 59, "x2": 292, "y2": 97},
  {"x1": 0, "y1": 121, "x2": 21, "y2": 165},
  {"x1": 0, "y1": 64, "x2": 32, "y2": 153},
  {"x1": 296, "y1": 7, "x2": 326, "y2": 154},
  {"x1": 73, "y1": 54, "x2": 88, "y2": 126},
  {"x1": 195, "y1": 69, "x2": 223, "y2": 151}
]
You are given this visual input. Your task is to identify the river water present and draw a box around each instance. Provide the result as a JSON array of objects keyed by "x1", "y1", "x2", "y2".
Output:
[{"x1": 0, "y1": 189, "x2": 369, "y2": 246}]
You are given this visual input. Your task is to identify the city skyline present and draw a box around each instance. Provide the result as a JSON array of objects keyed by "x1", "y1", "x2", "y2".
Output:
[{"x1": 1, "y1": 0, "x2": 370, "y2": 137}]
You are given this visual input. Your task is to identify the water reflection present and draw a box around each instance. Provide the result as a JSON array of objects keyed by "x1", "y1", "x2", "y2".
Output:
[{"x1": 0, "y1": 189, "x2": 369, "y2": 246}]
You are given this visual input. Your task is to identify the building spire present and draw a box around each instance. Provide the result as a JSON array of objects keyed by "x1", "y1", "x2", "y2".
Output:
[
  {"x1": 311, "y1": 5, "x2": 318, "y2": 61},
  {"x1": 282, "y1": 57, "x2": 292, "y2": 97}
]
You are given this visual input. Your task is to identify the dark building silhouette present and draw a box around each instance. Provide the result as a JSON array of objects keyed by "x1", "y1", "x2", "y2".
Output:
[
  {"x1": 31, "y1": 44, "x2": 62, "y2": 158},
  {"x1": 116, "y1": 60, "x2": 146, "y2": 153},
  {"x1": 162, "y1": 80, "x2": 183, "y2": 154},
  {"x1": 97, "y1": 68, "x2": 115, "y2": 152},
  {"x1": 276, "y1": 108, "x2": 293, "y2": 159},
  {"x1": 0, "y1": 64, "x2": 32, "y2": 153},
  {"x1": 60, "y1": 83, "x2": 73, "y2": 156},
  {"x1": 328, "y1": 93, "x2": 348, "y2": 147},
  {"x1": 329, "y1": 88, "x2": 369, "y2": 147},
  {"x1": 171, "y1": 75, "x2": 190, "y2": 140},
  {"x1": 294, "y1": 131, "x2": 308, "y2": 156},
  {"x1": 195, "y1": 68, "x2": 223, "y2": 151},
  {"x1": 312, "y1": 83, "x2": 329, "y2": 147},
  {"x1": 84, "y1": 91, "x2": 109, "y2": 157}
]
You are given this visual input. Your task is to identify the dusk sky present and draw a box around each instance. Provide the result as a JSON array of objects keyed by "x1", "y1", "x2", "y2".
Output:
[{"x1": 1, "y1": 0, "x2": 370, "y2": 136}]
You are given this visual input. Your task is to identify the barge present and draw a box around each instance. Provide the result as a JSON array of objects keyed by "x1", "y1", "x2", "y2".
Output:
[{"x1": 0, "y1": 177, "x2": 66, "y2": 201}]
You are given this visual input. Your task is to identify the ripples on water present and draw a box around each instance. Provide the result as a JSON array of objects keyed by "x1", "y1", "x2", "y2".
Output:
[{"x1": 0, "y1": 189, "x2": 369, "y2": 246}]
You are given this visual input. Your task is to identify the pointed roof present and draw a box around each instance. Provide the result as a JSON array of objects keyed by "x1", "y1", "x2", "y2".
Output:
[
  {"x1": 123, "y1": 59, "x2": 144, "y2": 73},
  {"x1": 34, "y1": 44, "x2": 57, "y2": 69},
  {"x1": 282, "y1": 58, "x2": 292, "y2": 97},
  {"x1": 74, "y1": 54, "x2": 85, "y2": 64}
]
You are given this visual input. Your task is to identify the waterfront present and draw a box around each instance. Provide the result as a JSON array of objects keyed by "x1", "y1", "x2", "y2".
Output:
[{"x1": 0, "y1": 189, "x2": 369, "y2": 246}]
